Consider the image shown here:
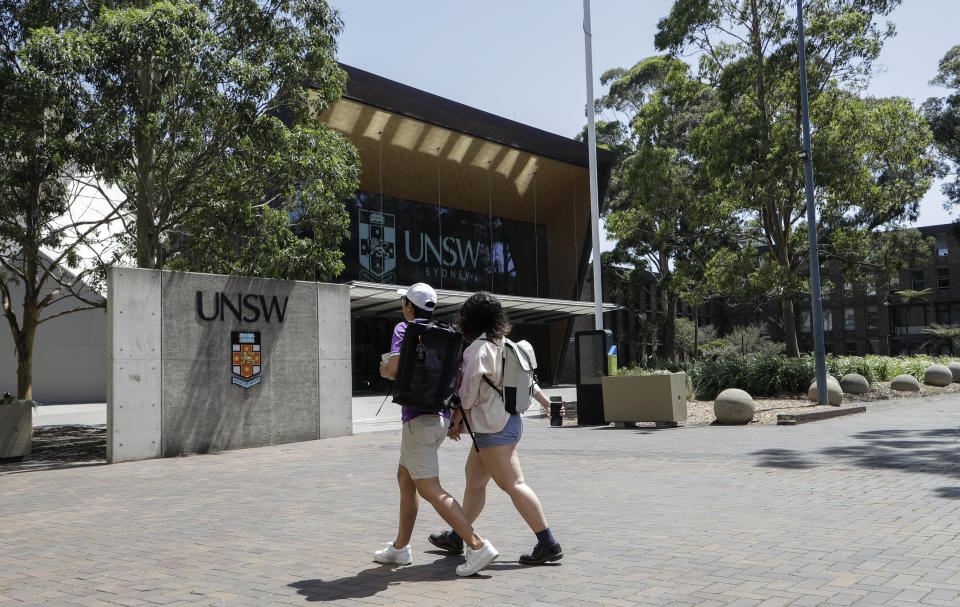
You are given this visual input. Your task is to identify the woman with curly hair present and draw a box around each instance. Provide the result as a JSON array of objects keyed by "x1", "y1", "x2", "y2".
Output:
[{"x1": 429, "y1": 291, "x2": 563, "y2": 566}]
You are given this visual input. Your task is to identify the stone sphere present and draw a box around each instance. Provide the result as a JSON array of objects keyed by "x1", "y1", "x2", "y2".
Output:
[
  {"x1": 947, "y1": 362, "x2": 960, "y2": 382},
  {"x1": 840, "y1": 373, "x2": 870, "y2": 394},
  {"x1": 890, "y1": 374, "x2": 921, "y2": 391},
  {"x1": 714, "y1": 389, "x2": 756, "y2": 425},
  {"x1": 924, "y1": 364, "x2": 952, "y2": 387},
  {"x1": 808, "y1": 375, "x2": 842, "y2": 405}
]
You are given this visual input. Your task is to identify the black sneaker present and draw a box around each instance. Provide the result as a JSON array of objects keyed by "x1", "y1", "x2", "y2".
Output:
[
  {"x1": 519, "y1": 542, "x2": 563, "y2": 565},
  {"x1": 427, "y1": 531, "x2": 464, "y2": 555}
]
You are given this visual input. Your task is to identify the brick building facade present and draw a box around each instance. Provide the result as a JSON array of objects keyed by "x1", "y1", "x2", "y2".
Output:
[{"x1": 600, "y1": 223, "x2": 960, "y2": 363}]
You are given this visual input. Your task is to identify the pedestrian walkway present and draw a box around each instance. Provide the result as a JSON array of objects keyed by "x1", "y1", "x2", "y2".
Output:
[
  {"x1": 35, "y1": 386, "x2": 578, "y2": 434},
  {"x1": 3, "y1": 394, "x2": 960, "y2": 606},
  {"x1": 32, "y1": 403, "x2": 107, "y2": 428}
]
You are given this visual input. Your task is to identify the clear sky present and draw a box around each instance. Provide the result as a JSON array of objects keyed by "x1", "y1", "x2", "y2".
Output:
[{"x1": 331, "y1": 0, "x2": 960, "y2": 242}]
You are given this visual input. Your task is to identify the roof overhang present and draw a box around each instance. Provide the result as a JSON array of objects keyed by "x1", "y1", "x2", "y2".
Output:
[{"x1": 347, "y1": 281, "x2": 622, "y2": 325}]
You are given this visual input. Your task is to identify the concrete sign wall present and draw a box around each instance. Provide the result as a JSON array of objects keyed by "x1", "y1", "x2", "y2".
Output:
[{"x1": 108, "y1": 267, "x2": 351, "y2": 463}]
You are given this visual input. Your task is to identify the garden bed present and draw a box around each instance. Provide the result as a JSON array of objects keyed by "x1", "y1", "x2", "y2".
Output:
[{"x1": 546, "y1": 380, "x2": 960, "y2": 428}]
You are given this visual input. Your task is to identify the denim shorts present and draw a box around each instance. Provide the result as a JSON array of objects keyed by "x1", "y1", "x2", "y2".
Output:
[{"x1": 474, "y1": 413, "x2": 523, "y2": 449}]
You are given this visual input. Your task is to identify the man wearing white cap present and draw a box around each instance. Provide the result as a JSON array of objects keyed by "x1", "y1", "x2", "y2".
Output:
[{"x1": 375, "y1": 283, "x2": 498, "y2": 576}]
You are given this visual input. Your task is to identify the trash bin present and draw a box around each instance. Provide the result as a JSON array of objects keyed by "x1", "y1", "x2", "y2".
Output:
[{"x1": 549, "y1": 396, "x2": 563, "y2": 427}]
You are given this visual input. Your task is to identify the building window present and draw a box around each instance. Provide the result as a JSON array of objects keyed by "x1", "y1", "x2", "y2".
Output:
[
  {"x1": 800, "y1": 311, "x2": 811, "y2": 332},
  {"x1": 865, "y1": 272, "x2": 876, "y2": 296},
  {"x1": 823, "y1": 309, "x2": 833, "y2": 332},
  {"x1": 821, "y1": 281, "x2": 833, "y2": 302},
  {"x1": 938, "y1": 303, "x2": 951, "y2": 324},
  {"x1": 843, "y1": 279, "x2": 853, "y2": 299},
  {"x1": 844, "y1": 341, "x2": 858, "y2": 355},
  {"x1": 912, "y1": 270, "x2": 925, "y2": 290},
  {"x1": 889, "y1": 272, "x2": 900, "y2": 290},
  {"x1": 908, "y1": 304, "x2": 925, "y2": 328},
  {"x1": 844, "y1": 307, "x2": 856, "y2": 331},
  {"x1": 937, "y1": 237, "x2": 949, "y2": 257},
  {"x1": 937, "y1": 267, "x2": 950, "y2": 290},
  {"x1": 867, "y1": 339, "x2": 880, "y2": 354},
  {"x1": 865, "y1": 305, "x2": 879, "y2": 331}
]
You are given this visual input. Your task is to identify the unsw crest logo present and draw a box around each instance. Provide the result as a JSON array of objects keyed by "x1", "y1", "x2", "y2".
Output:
[
  {"x1": 231, "y1": 331, "x2": 262, "y2": 389},
  {"x1": 358, "y1": 209, "x2": 396, "y2": 283}
]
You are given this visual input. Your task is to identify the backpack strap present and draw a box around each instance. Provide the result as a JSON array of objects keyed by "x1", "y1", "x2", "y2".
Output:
[
  {"x1": 446, "y1": 394, "x2": 479, "y2": 453},
  {"x1": 482, "y1": 374, "x2": 503, "y2": 399},
  {"x1": 478, "y1": 337, "x2": 506, "y2": 401}
]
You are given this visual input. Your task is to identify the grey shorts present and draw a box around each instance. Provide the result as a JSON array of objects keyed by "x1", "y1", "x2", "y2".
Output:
[
  {"x1": 399, "y1": 414, "x2": 447, "y2": 480},
  {"x1": 474, "y1": 413, "x2": 523, "y2": 449}
]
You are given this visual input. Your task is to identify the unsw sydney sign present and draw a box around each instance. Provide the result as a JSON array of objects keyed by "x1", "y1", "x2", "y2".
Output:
[{"x1": 195, "y1": 291, "x2": 289, "y2": 389}]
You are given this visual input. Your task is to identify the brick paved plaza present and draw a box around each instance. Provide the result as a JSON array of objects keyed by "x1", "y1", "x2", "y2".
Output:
[{"x1": 2, "y1": 395, "x2": 960, "y2": 606}]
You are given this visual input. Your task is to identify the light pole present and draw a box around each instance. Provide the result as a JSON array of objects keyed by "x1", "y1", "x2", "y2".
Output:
[
  {"x1": 582, "y1": 0, "x2": 604, "y2": 330},
  {"x1": 797, "y1": 0, "x2": 829, "y2": 405}
]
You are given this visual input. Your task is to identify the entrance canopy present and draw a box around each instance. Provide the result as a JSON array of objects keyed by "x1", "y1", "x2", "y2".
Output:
[{"x1": 348, "y1": 281, "x2": 622, "y2": 325}]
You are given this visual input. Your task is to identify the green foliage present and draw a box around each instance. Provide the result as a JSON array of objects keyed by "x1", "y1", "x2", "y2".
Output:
[
  {"x1": 924, "y1": 45, "x2": 960, "y2": 207},
  {"x1": 654, "y1": 0, "x2": 938, "y2": 357},
  {"x1": 598, "y1": 55, "x2": 733, "y2": 359},
  {"x1": 699, "y1": 323, "x2": 784, "y2": 358},
  {"x1": 31, "y1": 0, "x2": 359, "y2": 277},
  {"x1": 922, "y1": 323, "x2": 960, "y2": 352},
  {"x1": 674, "y1": 318, "x2": 717, "y2": 360},
  {"x1": 897, "y1": 288, "x2": 932, "y2": 304},
  {"x1": 688, "y1": 354, "x2": 956, "y2": 400},
  {"x1": 0, "y1": 0, "x2": 121, "y2": 399}
]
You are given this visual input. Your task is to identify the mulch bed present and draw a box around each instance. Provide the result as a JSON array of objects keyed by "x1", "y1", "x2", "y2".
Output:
[{"x1": 18, "y1": 425, "x2": 106, "y2": 464}]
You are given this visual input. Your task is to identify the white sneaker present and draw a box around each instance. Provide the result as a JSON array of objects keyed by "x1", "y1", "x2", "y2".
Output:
[
  {"x1": 455, "y1": 540, "x2": 498, "y2": 576},
  {"x1": 373, "y1": 542, "x2": 412, "y2": 565}
]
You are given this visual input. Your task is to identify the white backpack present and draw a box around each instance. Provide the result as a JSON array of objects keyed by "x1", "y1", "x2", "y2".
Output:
[{"x1": 483, "y1": 338, "x2": 538, "y2": 414}]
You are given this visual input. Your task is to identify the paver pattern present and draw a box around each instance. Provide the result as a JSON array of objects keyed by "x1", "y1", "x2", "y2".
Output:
[{"x1": 2, "y1": 395, "x2": 960, "y2": 606}]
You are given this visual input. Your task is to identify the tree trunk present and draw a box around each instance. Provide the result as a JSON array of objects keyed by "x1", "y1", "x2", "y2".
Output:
[
  {"x1": 662, "y1": 293, "x2": 677, "y2": 361},
  {"x1": 694, "y1": 305, "x2": 699, "y2": 358},
  {"x1": 782, "y1": 297, "x2": 800, "y2": 357},
  {"x1": 15, "y1": 322, "x2": 36, "y2": 401},
  {"x1": 135, "y1": 63, "x2": 159, "y2": 269}
]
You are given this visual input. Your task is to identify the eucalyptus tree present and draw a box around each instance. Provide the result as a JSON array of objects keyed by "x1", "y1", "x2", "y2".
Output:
[
  {"x1": 34, "y1": 0, "x2": 359, "y2": 278},
  {"x1": 600, "y1": 55, "x2": 734, "y2": 360},
  {"x1": 924, "y1": 45, "x2": 960, "y2": 208},
  {"x1": 655, "y1": 0, "x2": 938, "y2": 356}
]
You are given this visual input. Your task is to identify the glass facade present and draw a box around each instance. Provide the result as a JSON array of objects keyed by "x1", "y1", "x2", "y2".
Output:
[{"x1": 341, "y1": 191, "x2": 548, "y2": 296}]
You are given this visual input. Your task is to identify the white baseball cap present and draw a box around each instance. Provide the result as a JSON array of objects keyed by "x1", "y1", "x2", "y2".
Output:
[{"x1": 398, "y1": 283, "x2": 437, "y2": 311}]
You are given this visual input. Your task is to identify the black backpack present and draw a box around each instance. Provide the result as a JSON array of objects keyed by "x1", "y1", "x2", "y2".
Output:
[{"x1": 392, "y1": 320, "x2": 463, "y2": 413}]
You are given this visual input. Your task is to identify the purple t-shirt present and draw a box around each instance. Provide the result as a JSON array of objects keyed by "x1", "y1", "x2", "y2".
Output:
[{"x1": 391, "y1": 319, "x2": 451, "y2": 423}]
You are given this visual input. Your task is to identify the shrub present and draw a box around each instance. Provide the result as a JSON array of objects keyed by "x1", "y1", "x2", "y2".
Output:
[
  {"x1": 699, "y1": 323, "x2": 784, "y2": 359},
  {"x1": 687, "y1": 354, "x2": 957, "y2": 400}
]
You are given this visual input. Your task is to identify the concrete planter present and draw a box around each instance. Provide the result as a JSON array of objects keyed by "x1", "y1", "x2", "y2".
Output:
[
  {"x1": 601, "y1": 373, "x2": 688, "y2": 425},
  {"x1": 0, "y1": 401, "x2": 32, "y2": 460}
]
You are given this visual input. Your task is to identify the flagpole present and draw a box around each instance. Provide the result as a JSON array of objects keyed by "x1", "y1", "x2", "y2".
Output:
[{"x1": 582, "y1": 0, "x2": 604, "y2": 330}]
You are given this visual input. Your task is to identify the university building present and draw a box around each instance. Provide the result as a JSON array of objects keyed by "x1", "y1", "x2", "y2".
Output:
[
  {"x1": 317, "y1": 65, "x2": 619, "y2": 391},
  {"x1": 602, "y1": 224, "x2": 960, "y2": 362},
  {"x1": 798, "y1": 224, "x2": 960, "y2": 356}
]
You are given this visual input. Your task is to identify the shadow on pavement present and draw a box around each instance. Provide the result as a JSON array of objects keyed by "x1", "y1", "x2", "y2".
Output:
[
  {"x1": 289, "y1": 558, "x2": 529, "y2": 601},
  {"x1": 751, "y1": 427, "x2": 960, "y2": 497},
  {"x1": 751, "y1": 448, "x2": 817, "y2": 469},
  {"x1": 0, "y1": 460, "x2": 105, "y2": 476}
]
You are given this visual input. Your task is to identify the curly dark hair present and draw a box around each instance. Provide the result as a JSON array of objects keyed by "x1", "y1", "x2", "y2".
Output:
[{"x1": 457, "y1": 291, "x2": 511, "y2": 340}]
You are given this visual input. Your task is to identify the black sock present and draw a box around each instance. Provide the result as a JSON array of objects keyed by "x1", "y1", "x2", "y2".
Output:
[
  {"x1": 448, "y1": 529, "x2": 463, "y2": 547},
  {"x1": 535, "y1": 528, "x2": 557, "y2": 548}
]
